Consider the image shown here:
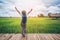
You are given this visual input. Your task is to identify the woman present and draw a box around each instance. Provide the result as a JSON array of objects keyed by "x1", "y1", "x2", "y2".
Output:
[{"x1": 15, "y1": 7, "x2": 33, "y2": 37}]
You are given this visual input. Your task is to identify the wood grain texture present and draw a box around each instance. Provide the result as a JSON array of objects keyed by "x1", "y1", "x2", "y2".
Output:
[{"x1": 0, "y1": 34, "x2": 60, "y2": 40}]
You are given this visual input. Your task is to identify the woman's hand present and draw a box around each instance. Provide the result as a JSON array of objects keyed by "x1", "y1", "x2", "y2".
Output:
[
  {"x1": 31, "y1": 9, "x2": 33, "y2": 11},
  {"x1": 27, "y1": 9, "x2": 33, "y2": 15},
  {"x1": 15, "y1": 6, "x2": 17, "y2": 10}
]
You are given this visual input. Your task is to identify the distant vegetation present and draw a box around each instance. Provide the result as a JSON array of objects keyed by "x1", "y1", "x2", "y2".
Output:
[
  {"x1": 48, "y1": 13, "x2": 60, "y2": 19},
  {"x1": 37, "y1": 13, "x2": 44, "y2": 17}
]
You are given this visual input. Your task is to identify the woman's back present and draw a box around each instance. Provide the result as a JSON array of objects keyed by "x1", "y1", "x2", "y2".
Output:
[{"x1": 22, "y1": 14, "x2": 27, "y2": 24}]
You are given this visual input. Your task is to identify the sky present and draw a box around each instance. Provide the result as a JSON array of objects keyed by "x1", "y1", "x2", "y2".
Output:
[{"x1": 0, "y1": 0, "x2": 60, "y2": 17}]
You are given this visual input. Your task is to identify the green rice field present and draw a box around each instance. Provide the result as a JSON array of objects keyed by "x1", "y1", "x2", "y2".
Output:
[{"x1": 0, "y1": 17, "x2": 60, "y2": 33}]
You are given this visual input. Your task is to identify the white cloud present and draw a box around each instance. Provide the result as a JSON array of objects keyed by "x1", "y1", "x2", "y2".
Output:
[
  {"x1": 41, "y1": 0, "x2": 60, "y2": 6},
  {"x1": 48, "y1": 6, "x2": 60, "y2": 13},
  {"x1": 0, "y1": 0, "x2": 60, "y2": 17}
]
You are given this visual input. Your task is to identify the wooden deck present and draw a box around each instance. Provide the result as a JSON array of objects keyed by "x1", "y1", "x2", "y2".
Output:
[{"x1": 0, "y1": 34, "x2": 60, "y2": 40}]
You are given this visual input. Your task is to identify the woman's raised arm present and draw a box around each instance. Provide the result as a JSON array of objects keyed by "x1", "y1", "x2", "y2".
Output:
[
  {"x1": 15, "y1": 7, "x2": 21, "y2": 15},
  {"x1": 27, "y1": 9, "x2": 33, "y2": 15}
]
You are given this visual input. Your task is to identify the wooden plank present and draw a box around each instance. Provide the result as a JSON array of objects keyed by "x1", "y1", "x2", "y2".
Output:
[
  {"x1": 47, "y1": 34, "x2": 55, "y2": 40},
  {"x1": 43, "y1": 34, "x2": 54, "y2": 40},
  {"x1": 21, "y1": 34, "x2": 27, "y2": 40},
  {"x1": 51, "y1": 34, "x2": 60, "y2": 40},
  {"x1": 36, "y1": 34, "x2": 41, "y2": 40},
  {"x1": 37, "y1": 34, "x2": 56, "y2": 40},
  {"x1": 0, "y1": 34, "x2": 4, "y2": 37},
  {"x1": 27, "y1": 34, "x2": 37, "y2": 40},
  {"x1": 55, "y1": 34, "x2": 60, "y2": 38},
  {"x1": 9, "y1": 34, "x2": 22, "y2": 40},
  {"x1": 0, "y1": 34, "x2": 60, "y2": 40},
  {"x1": 0, "y1": 34, "x2": 13, "y2": 40},
  {"x1": 38, "y1": 34, "x2": 47, "y2": 40}
]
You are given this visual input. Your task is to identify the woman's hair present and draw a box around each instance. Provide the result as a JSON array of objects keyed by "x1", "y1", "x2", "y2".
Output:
[{"x1": 22, "y1": 10, "x2": 26, "y2": 15}]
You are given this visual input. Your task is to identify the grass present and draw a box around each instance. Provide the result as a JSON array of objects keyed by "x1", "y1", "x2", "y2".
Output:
[{"x1": 0, "y1": 17, "x2": 60, "y2": 33}]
